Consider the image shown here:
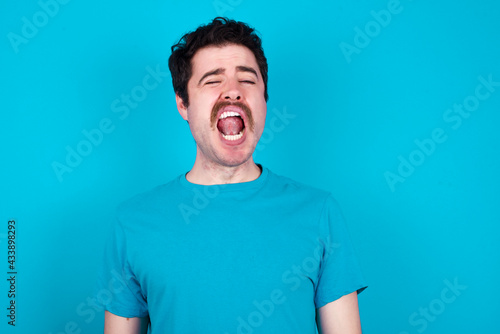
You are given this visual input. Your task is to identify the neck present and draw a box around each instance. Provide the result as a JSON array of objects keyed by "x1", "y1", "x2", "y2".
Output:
[{"x1": 186, "y1": 157, "x2": 262, "y2": 185}]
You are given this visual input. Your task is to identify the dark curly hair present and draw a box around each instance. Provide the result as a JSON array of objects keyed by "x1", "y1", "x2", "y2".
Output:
[{"x1": 168, "y1": 17, "x2": 268, "y2": 107}]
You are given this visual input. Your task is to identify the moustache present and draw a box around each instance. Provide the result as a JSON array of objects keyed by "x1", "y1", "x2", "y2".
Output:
[{"x1": 210, "y1": 101, "x2": 255, "y2": 131}]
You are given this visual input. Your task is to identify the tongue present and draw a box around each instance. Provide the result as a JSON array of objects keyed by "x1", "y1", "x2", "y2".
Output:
[{"x1": 217, "y1": 116, "x2": 244, "y2": 136}]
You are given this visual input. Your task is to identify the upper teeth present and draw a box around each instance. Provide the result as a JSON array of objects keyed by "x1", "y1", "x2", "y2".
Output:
[{"x1": 219, "y1": 111, "x2": 241, "y2": 119}]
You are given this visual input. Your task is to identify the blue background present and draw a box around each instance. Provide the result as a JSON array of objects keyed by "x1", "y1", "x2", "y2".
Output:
[{"x1": 1, "y1": 0, "x2": 499, "y2": 333}]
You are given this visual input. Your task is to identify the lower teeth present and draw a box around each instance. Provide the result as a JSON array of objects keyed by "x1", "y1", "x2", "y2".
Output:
[{"x1": 222, "y1": 131, "x2": 244, "y2": 141}]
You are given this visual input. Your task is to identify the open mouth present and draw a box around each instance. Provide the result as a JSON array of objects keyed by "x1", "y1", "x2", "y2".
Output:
[{"x1": 216, "y1": 111, "x2": 245, "y2": 141}]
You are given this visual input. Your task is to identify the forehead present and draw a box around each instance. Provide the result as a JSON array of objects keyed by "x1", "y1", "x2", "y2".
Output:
[{"x1": 190, "y1": 44, "x2": 259, "y2": 76}]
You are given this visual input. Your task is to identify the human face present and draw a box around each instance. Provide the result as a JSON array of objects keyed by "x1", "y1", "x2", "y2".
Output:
[{"x1": 176, "y1": 44, "x2": 267, "y2": 169}]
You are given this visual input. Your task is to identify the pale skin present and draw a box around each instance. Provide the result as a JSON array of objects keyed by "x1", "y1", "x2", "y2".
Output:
[
  {"x1": 104, "y1": 311, "x2": 148, "y2": 334},
  {"x1": 317, "y1": 292, "x2": 362, "y2": 334},
  {"x1": 104, "y1": 44, "x2": 362, "y2": 333},
  {"x1": 104, "y1": 292, "x2": 361, "y2": 334},
  {"x1": 176, "y1": 44, "x2": 267, "y2": 185}
]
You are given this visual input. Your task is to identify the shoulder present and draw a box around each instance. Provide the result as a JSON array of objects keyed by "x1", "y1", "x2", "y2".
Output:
[
  {"x1": 264, "y1": 168, "x2": 337, "y2": 213},
  {"x1": 116, "y1": 175, "x2": 183, "y2": 218},
  {"x1": 266, "y1": 168, "x2": 332, "y2": 200}
]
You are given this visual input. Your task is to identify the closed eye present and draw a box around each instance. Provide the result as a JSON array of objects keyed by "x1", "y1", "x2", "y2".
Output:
[
  {"x1": 205, "y1": 81, "x2": 221, "y2": 85},
  {"x1": 240, "y1": 80, "x2": 255, "y2": 84}
]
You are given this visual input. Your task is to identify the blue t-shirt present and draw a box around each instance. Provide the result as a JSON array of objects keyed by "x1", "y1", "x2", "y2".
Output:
[{"x1": 96, "y1": 166, "x2": 366, "y2": 333}]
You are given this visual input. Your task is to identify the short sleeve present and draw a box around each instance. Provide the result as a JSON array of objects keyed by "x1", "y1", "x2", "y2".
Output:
[
  {"x1": 314, "y1": 195, "x2": 367, "y2": 308},
  {"x1": 94, "y1": 218, "x2": 148, "y2": 317}
]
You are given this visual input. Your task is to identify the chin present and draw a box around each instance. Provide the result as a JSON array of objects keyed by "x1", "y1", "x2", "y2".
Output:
[{"x1": 216, "y1": 151, "x2": 254, "y2": 168}]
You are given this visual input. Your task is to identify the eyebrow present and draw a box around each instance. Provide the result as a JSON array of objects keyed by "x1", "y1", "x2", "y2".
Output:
[
  {"x1": 236, "y1": 66, "x2": 258, "y2": 78},
  {"x1": 198, "y1": 68, "x2": 225, "y2": 86},
  {"x1": 197, "y1": 66, "x2": 259, "y2": 86}
]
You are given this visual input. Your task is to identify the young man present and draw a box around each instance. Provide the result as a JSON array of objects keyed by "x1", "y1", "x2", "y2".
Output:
[{"x1": 97, "y1": 17, "x2": 367, "y2": 334}]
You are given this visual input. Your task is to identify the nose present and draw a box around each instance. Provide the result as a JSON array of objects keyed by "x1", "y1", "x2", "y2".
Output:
[{"x1": 222, "y1": 79, "x2": 241, "y2": 101}]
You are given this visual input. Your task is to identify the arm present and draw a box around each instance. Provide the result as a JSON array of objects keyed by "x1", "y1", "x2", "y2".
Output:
[
  {"x1": 104, "y1": 310, "x2": 149, "y2": 334},
  {"x1": 316, "y1": 291, "x2": 362, "y2": 334}
]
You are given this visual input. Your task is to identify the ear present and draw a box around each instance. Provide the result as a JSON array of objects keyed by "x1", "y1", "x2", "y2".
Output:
[{"x1": 175, "y1": 94, "x2": 188, "y2": 121}]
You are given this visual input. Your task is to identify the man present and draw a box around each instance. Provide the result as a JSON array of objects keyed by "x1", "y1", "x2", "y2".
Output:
[{"x1": 97, "y1": 17, "x2": 367, "y2": 333}]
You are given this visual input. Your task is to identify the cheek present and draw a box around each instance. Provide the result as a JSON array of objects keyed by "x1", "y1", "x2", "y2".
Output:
[
  {"x1": 186, "y1": 101, "x2": 211, "y2": 123},
  {"x1": 254, "y1": 109, "x2": 267, "y2": 137},
  {"x1": 256, "y1": 104, "x2": 267, "y2": 125}
]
